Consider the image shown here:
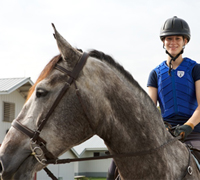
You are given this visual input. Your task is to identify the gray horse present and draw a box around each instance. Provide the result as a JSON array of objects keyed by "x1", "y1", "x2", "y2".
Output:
[{"x1": 0, "y1": 24, "x2": 199, "y2": 180}]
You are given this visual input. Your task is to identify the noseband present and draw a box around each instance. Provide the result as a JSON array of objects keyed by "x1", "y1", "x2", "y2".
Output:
[{"x1": 12, "y1": 52, "x2": 89, "y2": 179}]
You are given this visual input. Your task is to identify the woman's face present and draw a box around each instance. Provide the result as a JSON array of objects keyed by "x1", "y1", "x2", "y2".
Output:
[{"x1": 163, "y1": 35, "x2": 187, "y2": 56}]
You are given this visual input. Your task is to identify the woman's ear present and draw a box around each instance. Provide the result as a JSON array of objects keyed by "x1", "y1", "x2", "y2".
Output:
[
  {"x1": 184, "y1": 37, "x2": 188, "y2": 45},
  {"x1": 162, "y1": 39, "x2": 165, "y2": 49}
]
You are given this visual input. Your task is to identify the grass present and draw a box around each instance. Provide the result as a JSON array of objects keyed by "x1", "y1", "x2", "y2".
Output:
[
  {"x1": 88, "y1": 178, "x2": 106, "y2": 180},
  {"x1": 74, "y1": 177, "x2": 106, "y2": 180}
]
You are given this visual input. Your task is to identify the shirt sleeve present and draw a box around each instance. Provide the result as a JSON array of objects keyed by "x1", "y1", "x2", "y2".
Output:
[
  {"x1": 192, "y1": 64, "x2": 200, "y2": 82},
  {"x1": 147, "y1": 69, "x2": 158, "y2": 88}
]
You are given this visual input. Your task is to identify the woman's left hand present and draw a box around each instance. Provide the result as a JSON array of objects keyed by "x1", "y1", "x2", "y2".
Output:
[{"x1": 174, "y1": 124, "x2": 193, "y2": 140}]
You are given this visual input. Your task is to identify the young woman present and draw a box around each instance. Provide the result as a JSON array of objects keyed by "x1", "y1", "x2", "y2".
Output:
[{"x1": 147, "y1": 16, "x2": 200, "y2": 156}]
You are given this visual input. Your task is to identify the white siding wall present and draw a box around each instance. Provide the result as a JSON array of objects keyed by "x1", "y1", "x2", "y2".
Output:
[
  {"x1": 78, "y1": 151, "x2": 111, "y2": 177},
  {"x1": 0, "y1": 91, "x2": 25, "y2": 143}
]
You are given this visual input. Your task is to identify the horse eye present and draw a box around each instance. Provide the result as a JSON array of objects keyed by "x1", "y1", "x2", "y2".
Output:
[{"x1": 36, "y1": 88, "x2": 48, "y2": 98}]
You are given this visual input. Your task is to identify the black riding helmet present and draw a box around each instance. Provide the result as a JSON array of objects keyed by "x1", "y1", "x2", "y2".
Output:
[
  {"x1": 160, "y1": 16, "x2": 191, "y2": 75},
  {"x1": 160, "y1": 16, "x2": 191, "y2": 42}
]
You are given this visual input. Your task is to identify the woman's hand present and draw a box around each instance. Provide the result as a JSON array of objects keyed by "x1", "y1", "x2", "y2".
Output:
[{"x1": 174, "y1": 123, "x2": 194, "y2": 140}]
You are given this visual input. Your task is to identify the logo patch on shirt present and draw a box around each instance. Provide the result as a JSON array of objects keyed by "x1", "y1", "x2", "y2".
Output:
[{"x1": 177, "y1": 71, "x2": 185, "y2": 78}]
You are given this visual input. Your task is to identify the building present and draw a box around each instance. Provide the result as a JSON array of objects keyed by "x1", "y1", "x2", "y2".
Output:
[
  {"x1": 37, "y1": 148, "x2": 79, "y2": 180},
  {"x1": 74, "y1": 136, "x2": 112, "y2": 178},
  {"x1": 0, "y1": 77, "x2": 33, "y2": 142},
  {"x1": 37, "y1": 136, "x2": 111, "y2": 180}
]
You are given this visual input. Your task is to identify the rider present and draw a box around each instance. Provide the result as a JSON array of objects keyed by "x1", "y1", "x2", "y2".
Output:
[{"x1": 147, "y1": 16, "x2": 200, "y2": 160}]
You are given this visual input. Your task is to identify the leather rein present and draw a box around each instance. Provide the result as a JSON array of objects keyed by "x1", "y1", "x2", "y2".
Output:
[{"x1": 11, "y1": 52, "x2": 193, "y2": 180}]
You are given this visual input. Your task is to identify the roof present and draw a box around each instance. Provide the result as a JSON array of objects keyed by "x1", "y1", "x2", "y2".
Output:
[
  {"x1": 71, "y1": 148, "x2": 80, "y2": 157},
  {"x1": 73, "y1": 135, "x2": 107, "y2": 155},
  {"x1": 0, "y1": 77, "x2": 34, "y2": 98}
]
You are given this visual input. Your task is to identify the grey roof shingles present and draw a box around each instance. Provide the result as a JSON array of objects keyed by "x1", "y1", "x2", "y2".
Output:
[{"x1": 0, "y1": 77, "x2": 33, "y2": 94}]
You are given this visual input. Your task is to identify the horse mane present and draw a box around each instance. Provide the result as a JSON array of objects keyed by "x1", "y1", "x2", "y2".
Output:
[
  {"x1": 88, "y1": 50, "x2": 142, "y2": 90},
  {"x1": 26, "y1": 54, "x2": 61, "y2": 101},
  {"x1": 26, "y1": 50, "x2": 144, "y2": 101}
]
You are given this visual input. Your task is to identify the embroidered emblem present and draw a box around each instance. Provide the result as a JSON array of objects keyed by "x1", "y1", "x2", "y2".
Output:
[{"x1": 177, "y1": 71, "x2": 185, "y2": 78}]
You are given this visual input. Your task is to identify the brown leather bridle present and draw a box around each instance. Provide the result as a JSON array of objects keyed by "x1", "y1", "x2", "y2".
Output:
[
  {"x1": 11, "y1": 52, "x2": 89, "y2": 180},
  {"x1": 10, "y1": 52, "x2": 192, "y2": 180}
]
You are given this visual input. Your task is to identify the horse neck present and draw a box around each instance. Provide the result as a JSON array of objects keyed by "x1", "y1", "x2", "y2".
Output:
[
  {"x1": 86, "y1": 59, "x2": 193, "y2": 180},
  {"x1": 92, "y1": 62, "x2": 171, "y2": 154}
]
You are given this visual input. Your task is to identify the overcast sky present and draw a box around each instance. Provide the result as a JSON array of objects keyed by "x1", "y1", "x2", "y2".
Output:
[
  {"x1": 1, "y1": 0, "x2": 200, "y2": 152},
  {"x1": 1, "y1": 0, "x2": 200, "y2": 91}
]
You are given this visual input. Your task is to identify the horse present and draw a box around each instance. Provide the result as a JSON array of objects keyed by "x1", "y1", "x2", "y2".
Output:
[{"x1": 0, "y1": 24, "x2": 199, "y2": 180}]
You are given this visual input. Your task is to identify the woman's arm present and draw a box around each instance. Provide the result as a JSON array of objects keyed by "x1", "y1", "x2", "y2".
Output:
[{"x1": 147, "y1": 86, "x2": 158, "y2": 105}]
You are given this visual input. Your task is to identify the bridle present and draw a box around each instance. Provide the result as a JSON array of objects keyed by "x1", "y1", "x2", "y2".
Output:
[
  {"x1": 11, "y1": 52, "x2": 193, "y2": 180},
  {"x1": 11, "y1": 52, "x2": 89, "y2": 180}
]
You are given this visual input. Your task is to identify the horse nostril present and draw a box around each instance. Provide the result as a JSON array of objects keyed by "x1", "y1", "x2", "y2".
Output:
[{"x1": 0, "y1": 160, "x2": 3, "y2": 175}]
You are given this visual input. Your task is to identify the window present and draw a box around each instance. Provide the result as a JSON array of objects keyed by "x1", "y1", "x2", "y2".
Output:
[
  {"x1": 3, "y1": 102, "x2": 15, "y2": 122},
  {"x1": 93, "y1": 152, "x2": 106, "y2": 157},
  {"x1": 93, "y1": 152, "x2": 100, "y2": 157}
]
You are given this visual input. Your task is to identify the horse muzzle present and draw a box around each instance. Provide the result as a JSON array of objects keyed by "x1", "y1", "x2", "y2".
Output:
[
  {"x1": 0, "y1": 155, "x2": 37, "y2": 180},
  {"x1": 0, "y1": 159, "x2": 13, "y2": 180},
  {"x1": 0, "y1": 159, "x2": 3, "y2": 177}
]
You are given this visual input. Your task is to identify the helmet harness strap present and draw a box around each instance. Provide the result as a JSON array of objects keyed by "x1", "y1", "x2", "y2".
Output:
[{"x1": 163, "y1": 44, "x2": 185, "y2": 76}]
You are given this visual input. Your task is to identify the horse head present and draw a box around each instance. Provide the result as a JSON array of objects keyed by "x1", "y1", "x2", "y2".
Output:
[{"x1": 0, "y1": 24, "x2": 107, "y2": 179}]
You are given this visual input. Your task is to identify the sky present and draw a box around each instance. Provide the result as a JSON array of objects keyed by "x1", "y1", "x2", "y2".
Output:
[{"x1": 1, "y1": 0, "x2": 200, "y2": 153}]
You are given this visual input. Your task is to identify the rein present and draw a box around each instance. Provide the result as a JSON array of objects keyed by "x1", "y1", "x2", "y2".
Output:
[
  {"x1": 45, "y1": 135, "x2": 192, "y2": 180},
  {"x1": 11, "y1": 52, "x2": 193, "y2": 180},
  {"x1": 46, "y1": 135, "x2": 182, "y2": 164}
]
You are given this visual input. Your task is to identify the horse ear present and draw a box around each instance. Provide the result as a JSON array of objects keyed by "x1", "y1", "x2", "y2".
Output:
[{"x1": 51, "y1": 23, "x2": 81, "y2": 64}]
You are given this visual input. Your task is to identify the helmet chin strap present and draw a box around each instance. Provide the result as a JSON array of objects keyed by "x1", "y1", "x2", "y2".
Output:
[{"x1": 163, "y1": 44, "x2": 185, "y2": 75}]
